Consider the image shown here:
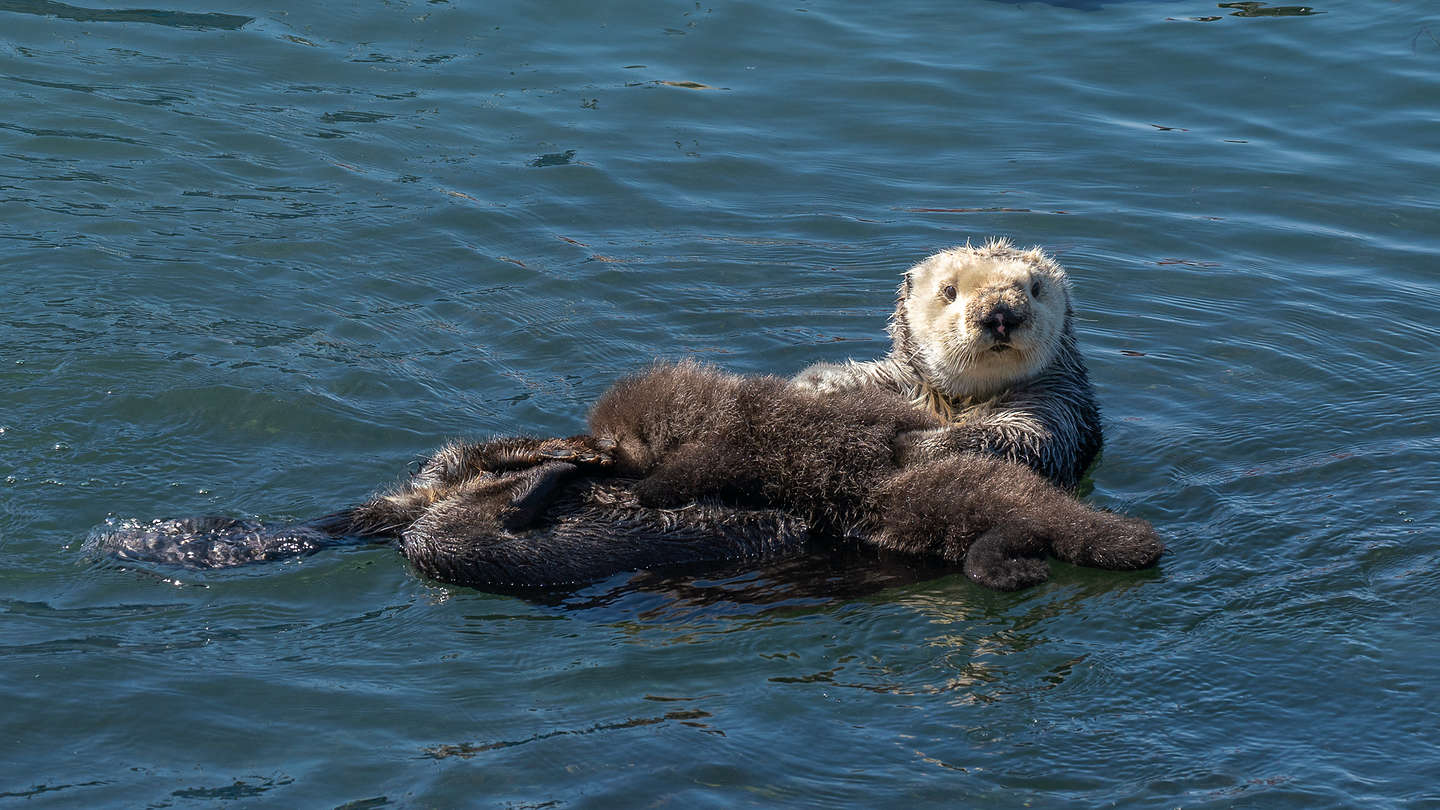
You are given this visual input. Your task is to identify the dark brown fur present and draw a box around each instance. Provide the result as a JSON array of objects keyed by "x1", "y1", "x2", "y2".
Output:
[
  {"x1": 396, "y1": 469, "x2": 809, "y2": 589},
  {"x1": 590, "y1": 362, "x2": 939, "y2": 533}
]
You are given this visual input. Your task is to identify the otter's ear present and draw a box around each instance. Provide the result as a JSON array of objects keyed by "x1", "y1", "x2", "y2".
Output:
[{"x1": 899, "y1": 254, "x2": 935, "y2": 300}]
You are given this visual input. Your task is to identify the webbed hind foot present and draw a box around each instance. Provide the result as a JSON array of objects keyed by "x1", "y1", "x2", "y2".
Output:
[{"x1": 962, "y1": 526, "x2": 1051, "y2": 591}]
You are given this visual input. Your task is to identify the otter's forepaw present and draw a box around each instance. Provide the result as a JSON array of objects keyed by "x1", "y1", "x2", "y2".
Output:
[
  {"x1": 790, "y1": 363, "x2": 852, "y2": 394},
  {"x1": 536, "y1": 435, "x2": 615, "y2": 467},
  {"x1": 962, "y1": 527, "x2": 1051, "y2": 591}
]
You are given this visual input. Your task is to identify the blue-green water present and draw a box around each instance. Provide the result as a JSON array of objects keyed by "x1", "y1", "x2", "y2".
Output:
[{"x1": 3, "y1": 0, "x2": 1438, "y2": 806}]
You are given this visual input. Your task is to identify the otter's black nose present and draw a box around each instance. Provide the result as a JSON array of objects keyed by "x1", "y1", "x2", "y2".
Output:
[{"x1": 982, "y1": 305, "x2": 1024, "y2": 339}]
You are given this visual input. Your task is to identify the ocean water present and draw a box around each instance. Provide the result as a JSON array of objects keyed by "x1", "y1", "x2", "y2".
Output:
[{"x1": 2, "y1": 0, "x2": 1438, "y2": 806}]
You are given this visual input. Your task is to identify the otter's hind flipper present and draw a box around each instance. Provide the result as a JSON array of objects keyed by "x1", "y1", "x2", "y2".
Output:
[
  {"x1": 492, "y1": 460, "x2": 581, "y2": 531},
  {"x1": 85, "y1": 514, "x2": 368, "y2": 570},
  {"x1": 961, "y1": 526, "x2": 1050, "y2": 591}
]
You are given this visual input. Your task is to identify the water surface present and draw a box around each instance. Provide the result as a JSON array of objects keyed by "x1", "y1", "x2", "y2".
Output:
[{"x1": 2, "y1": 0, "x2": 1437, "y2": 806}]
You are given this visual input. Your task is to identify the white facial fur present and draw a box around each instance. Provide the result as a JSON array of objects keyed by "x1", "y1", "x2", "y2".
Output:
[{"x1": 901, "y1": 241, "x2": 1070, "y2": 400}]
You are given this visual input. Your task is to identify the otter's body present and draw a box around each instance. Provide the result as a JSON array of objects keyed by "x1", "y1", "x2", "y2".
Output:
[
  {"x1": 396, "y1": 471, "x2": 810, "y2": 590},
  {"x1": 792, "y1": 240, "x2": 1102, "y2": 490}
]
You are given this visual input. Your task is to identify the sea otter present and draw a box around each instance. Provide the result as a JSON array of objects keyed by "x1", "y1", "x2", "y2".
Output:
[
  {"x1": 90, "y1": 364, "x2": 1162, "y2": 591},
  {"x1": 578, "y1": 362, "x2": 1160, "y2": 589},
  {"x1": 791, "y1": 239, "x2": 1102, "y2": 490}
]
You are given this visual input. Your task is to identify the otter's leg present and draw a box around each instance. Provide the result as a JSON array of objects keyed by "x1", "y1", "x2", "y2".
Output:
[
  {"x1": 868, "y1": 456, "x2": 996, "y2": 557},
  {"x1": 346, "y1": 456, "x2": 585, "y2": 539},
  {"x1": 320, "y1": 435, "x2": 612, "y2": 542},
  {"x1": 396, "y1": 461, "x2": 586, "y2": 586},
  {"x1": 1034, "y1": 506, "x2": 1164, "y2": 571},
  {"x1": 867, "y1": 456, "x2": 1057, "y2": 589},
  {"x1": 874, "y1": 454, "x2": 1162, "y2": 581},
  {"x1": 402, "y1": 477, "x2": 814, "y2": 591},
  {"x1": 942, "y1": 454, "x2": 1162, "y2": 571}
]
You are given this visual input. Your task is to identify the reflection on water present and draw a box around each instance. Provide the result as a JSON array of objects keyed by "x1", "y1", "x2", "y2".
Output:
[
  {"x1": 1021, "y1": 0, "x2": 1323, "y2": 13},
  {"x1": 0, "y1": 0, "x2": 253, "y2": 29},
  {"x1": 1218, "y1": 2, "x2": 1323, "y2": 17},
  {"x1": 539, "y1": 545, "x2": 965, "y2": 615}
]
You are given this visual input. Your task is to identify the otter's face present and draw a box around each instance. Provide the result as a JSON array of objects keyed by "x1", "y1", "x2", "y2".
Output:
[{"x1": 899, "y1": 243, "x2": 1070, "y2": 399}]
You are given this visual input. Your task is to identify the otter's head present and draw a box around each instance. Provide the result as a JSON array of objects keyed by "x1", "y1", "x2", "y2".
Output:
[{"x1": 891, "y1": 239, "x2": 1072, "y2": 401}]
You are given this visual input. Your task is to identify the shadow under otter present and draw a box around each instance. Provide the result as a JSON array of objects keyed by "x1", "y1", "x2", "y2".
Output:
[{"x1": 90, "y1": 363, "x2": 1163, "y2": 592}]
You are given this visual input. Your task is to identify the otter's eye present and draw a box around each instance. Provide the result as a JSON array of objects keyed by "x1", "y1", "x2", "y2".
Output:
[
  {"x1": 942, "y1": 284, "x2": 957, "y2": 302},
  {"x1": 1030, "y1": 280, "x2": 1042, "y2": 298}
]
